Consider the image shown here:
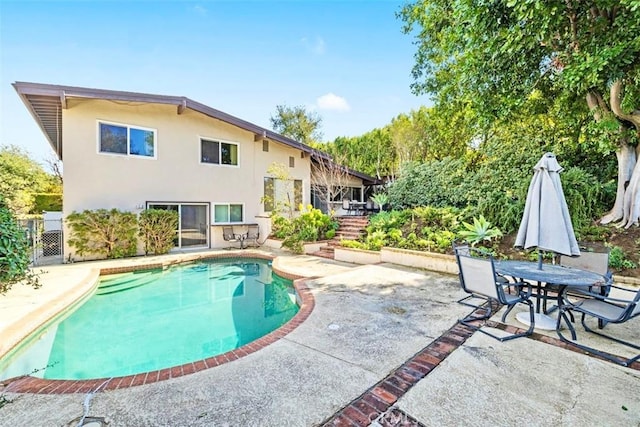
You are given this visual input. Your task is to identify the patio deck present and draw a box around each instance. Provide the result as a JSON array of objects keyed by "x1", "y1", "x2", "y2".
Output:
[{"x1": 0, "y1": 250, "x2": 638, "y2": 426}]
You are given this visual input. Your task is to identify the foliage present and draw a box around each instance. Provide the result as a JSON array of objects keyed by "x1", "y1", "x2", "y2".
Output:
[
  {"x1": 0, "y1": 145, "x2": 61, "y2": 216},
  {"x1": 607, "y1": 245, "x2": 638, "y2": 270},
  {"x1": 458, "y1": 215, "x2": 503, "y2": 247},
  {"x1": 139, "y1": 209, "x2": 179, "y2": 255},
  {"x1": 347, "y1": 207, "x2": 463, "y2": 253},
  {"x1": 67, "y1": 209, "x2": 138, "y2": 259},
  {"x1": 370, "y1": 193, "x2": 389, "y2": 211},
  {"x1": 314, "y1": 127, "x2": 397, "y2": 179},
  {"x1": 0, "y1": 197, "x2": 40, "y2": 294},
  {"x1": 271, "y1": 205, "x2": 338, "y2": 253},
  {"x1": 398, "y1": 0, "x2": 640, "y2": 226},
  {"x1": 270, "y1": 104, "x2": 323, "y2": 145},
  {"x1": 32, "y1": 193, "x2": 63, "y2": 213}
]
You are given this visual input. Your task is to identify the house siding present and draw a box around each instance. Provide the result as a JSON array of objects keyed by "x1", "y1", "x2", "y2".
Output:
[{"x1": 62, "y1": 99, "x2": 311, "y2": 257}]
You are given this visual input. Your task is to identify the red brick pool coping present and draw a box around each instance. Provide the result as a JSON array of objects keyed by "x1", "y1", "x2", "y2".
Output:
[{"x1": 3, "y1": 253, "x2": 315, "y2": 394}]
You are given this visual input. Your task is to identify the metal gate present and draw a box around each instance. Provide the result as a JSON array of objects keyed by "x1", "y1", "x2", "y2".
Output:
[{"x1": 19, "y1": 219, "x2": 64, "y2": 266}]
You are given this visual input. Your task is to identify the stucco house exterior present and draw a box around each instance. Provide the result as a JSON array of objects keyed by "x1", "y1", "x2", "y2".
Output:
[{"x1": 13, "y1": 82, "x2": 376, "y2": 259}]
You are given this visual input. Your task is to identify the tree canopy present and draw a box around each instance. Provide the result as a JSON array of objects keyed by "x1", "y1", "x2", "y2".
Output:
[
  {"x1": 398, "y1": 0, "x2": 640, "y2": 226},
  {"x1": 270, "y1": 104, "x2": 323, "y2": 145},
  {"x1": 0, "y1": 145, "x2": 61, "y2": 216}
]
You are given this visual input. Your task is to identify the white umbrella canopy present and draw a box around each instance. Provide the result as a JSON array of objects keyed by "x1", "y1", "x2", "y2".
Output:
[{"x1": 515, "y1": 152, "x2": 580, "y2": 260}]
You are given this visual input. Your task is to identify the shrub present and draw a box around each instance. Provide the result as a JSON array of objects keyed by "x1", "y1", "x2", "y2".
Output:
[
  {"x1": 32, "y1": 193, "x2": 62, "y2": 213},
  {"x1": 0, "y1": 198, "x2": 40, "y2": 293},
  {"x1": 139, "y1": 209, "x2": 179, "y2": 255},
  {"x1": 67, "y1": 209, "x2": 138, "y2": 259},
  {"x1": 271, "y1": 205, "x2": 338, "y2": 253},
  {"x1": 607, "y1": 245, "x2": 638, "y2": 270},
  {"x1": 458, "y1": 215, "x2": 503, "y2": 247}
]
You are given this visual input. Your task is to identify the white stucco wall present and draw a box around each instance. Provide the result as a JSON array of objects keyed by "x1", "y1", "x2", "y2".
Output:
[{"x1": 61, "y1": 99, "x2": 311, "y2": 257}]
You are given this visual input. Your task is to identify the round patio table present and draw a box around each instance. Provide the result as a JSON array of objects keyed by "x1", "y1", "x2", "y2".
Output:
[{"x1": 494, "y1": 260, "x2": 607, "y2": 330}]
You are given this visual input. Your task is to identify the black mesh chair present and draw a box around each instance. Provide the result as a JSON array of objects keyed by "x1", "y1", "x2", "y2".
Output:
[
  {"x1": 455, "y1": 247, "x2": 535, "y2": 341},
  {"x1": 556, "y1": 283, "x2": 640, "y2": 366}
]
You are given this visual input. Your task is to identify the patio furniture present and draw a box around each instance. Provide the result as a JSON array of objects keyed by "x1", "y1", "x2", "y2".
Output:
[
  {"x1": 365, "y1": 199, "x2": 374, "y2": 215},
  {"x1": 342, "y1": 199, "x2": 352, "y2": 216},
  {"x1": 246, "y1": 224, "x2": 260, "y2": 247},
  {"x1": 222, "y1": 226, "x2": 242, "y2": 249},
  {"x1": 455, "y1": 247, "x2": 535, "y2": 341},
  {"x1": 556, "y1": 283, "x2": 640, "y2": 366},
  {"x1": 542, "y1": 249, "x2": 612, "y2": 315},
  {"x1": 495, "y1": 260, "x2": 607, "y2": 330}
]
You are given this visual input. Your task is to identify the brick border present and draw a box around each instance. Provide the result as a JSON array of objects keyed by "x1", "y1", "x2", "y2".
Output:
[
  {"x1": 3, "y1": 255, "x2": 314, "y2": 394},
  {"x1": 322, "y1": 301, "x2": 639, "y2": 426}
]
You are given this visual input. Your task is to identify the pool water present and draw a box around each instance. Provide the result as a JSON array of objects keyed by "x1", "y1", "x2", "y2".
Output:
[{"x1": 0, "y1": 258, "x2": 299, "y2": 380}]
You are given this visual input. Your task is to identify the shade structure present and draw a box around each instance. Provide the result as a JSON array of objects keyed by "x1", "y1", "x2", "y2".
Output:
[{"x1": 515, "y1": 153, "x2": 580, "y2": 258}]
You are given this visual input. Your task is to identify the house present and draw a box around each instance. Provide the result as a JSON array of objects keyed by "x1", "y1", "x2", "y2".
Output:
[{"x1": 13, "y1": 82, "x2": 376, "y2": 259}]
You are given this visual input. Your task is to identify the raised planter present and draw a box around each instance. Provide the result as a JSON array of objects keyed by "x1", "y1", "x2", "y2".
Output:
[
  {"x1": 334, "y1": 247, "x2": 381, "y2": 264},
  {"x1": 381, "y1": 247, "x2": 458, "y2": 275},
  {"x1": 302, "y1": 241, "x2": 328, "y2": 255},
  {"x1": 262, "y1": 238, "x2": 329, "y2": 255}
]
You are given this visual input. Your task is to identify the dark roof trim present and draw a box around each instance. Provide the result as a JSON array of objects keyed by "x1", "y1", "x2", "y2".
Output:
[
  {"x1": 310, "y1": 154, "x2": 380, "y2": 186},
  {"x1": 12, "y1": 81, "x2": 315, "y2": 159}
]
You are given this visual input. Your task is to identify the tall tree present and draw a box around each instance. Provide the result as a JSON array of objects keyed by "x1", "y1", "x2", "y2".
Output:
[
  {"x1": 0, "y1": 145, "x2": 59, "y2": 215},
  {"x1": 399, "y1": 0, "x2": 640, "y2": 227},
  {"x1": 270, "y1": 105, "x2": 323, "y2": 145}
]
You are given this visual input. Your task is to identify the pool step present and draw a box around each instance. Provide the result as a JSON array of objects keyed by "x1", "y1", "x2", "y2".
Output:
[{"x1": 96, "y1": 269, "x2": 162, "y2": 295}]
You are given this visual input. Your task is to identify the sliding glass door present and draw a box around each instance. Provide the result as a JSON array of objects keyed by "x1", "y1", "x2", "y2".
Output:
[{"x1": 148, "y1": 203, "x2": 208, "y2": 248}]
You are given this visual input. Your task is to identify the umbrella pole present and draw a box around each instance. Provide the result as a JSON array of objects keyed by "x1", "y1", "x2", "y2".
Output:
[{"x1": 537, "y1": 251, "x2": 543, "y2": 270}]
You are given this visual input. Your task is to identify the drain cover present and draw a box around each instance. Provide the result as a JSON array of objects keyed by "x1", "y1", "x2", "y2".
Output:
[{"x1": 66, "y1": 416, "x2": 108, "y2": 426}]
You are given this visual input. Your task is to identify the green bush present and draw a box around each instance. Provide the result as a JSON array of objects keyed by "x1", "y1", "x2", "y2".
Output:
[
  {"x1": 0, "y1": 198, "x2": 39, "y2": 293},
  {"x1": 139, "y1": 209, "x2": 179, "y2": 255},
  {"x1": 271, "y1": 205, "x2": 338, "y2": 253},
  {"x1": 32, "y1": 193, "x2": 62, "y2": 213},
  {"x1": 67, "y1": 209, "x2": 138, "y2": 259},
  {"x1": 607, "y1": 245, "x2": 638, "y2": 270}
]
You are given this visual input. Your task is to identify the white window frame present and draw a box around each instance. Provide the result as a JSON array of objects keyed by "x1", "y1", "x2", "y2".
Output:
[
  {"x1": 97, "y1": 120, "x2": 157, "y2": 159},
  {"x1": 199, "y1": 136, "x2": 240, "y2": 167},
  {"x1": 212, "y1": 203, "x2": 245, "y2": 224}
]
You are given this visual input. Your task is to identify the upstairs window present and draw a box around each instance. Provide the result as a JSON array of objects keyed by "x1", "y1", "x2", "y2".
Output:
[
  {"x1": 201, "y1": 139, "x2": 239, "y2": 166},
  {"x1": 99, "y1": 122, "x2": 156, "y2": 157}
]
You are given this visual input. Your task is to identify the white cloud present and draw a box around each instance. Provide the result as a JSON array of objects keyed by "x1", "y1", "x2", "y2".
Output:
[
  {"x1": 191, "y1": 5, "x2": 207, "y2": 16},
  {"x1": 316, "y1": 93, "x2": 350, "y2": 112},
  {"x1": 300, "y1": 36, "x2": 326, "y2": 55}
]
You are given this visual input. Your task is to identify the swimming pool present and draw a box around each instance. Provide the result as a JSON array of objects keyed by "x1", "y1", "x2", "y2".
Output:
[{"x1": 0, "y1": 258, "x2": 299, "y2": 381}]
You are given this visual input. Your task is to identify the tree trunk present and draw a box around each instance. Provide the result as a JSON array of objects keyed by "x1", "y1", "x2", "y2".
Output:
[
  {"x1": 600, "y1": 142, "x2": 636, "y2": 225},
  {"x1": 592, "y1": 82, "x2": 640, "y2": 227}
]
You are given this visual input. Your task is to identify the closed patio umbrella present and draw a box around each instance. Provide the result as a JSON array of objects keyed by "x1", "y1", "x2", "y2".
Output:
[{"x1": 515, "y1": 152, "x2": 580, "y2": 267}]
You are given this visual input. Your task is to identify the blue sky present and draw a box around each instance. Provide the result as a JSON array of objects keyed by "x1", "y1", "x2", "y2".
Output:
[{"x1": 0, "y1": 0, "x2": 428, "y2": 162}]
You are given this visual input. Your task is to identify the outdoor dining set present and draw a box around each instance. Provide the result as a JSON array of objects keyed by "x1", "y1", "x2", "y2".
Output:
[{"x1": 453, "y1": 153, "x2": 640, "y2": 367}]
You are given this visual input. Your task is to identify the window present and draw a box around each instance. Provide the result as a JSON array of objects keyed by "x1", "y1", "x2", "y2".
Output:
[
  {"x1": 289, "y1": 156, "x2": 295, "y2": 168},
  {"x1": 262, "y1": 140, "x2": 269, "y2": 152},
  {"x1": 201, "y1": 139, "x2": 238, "y2": 166},
  {"x1": 99, "y1": 122, "x2": 155, "y2": 157},
  {"x1": 294, "y1": 179, "x2": 302, "y2": 208},
  {"x1": 263, "y1": 178, "x2": 303, "y2": 212},
  {"x1": 264, "y1": 177, "x2": 275, "y2": 212},
  {"x1": 213, "y1": 203, "x2": 243, "y2": 223}
]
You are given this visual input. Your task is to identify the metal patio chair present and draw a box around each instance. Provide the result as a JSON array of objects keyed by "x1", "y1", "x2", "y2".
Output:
[
  {"x1": 543, "y1": 249, "x2": 613, "y2": 315},
  {"x1": 556, "y1": 283, "x2": 640, "y2": 366},
  {"x1": 246, "y1": 224, "x2": 260, "y2": 247},
  {"x1": 455, "y1": 247, "x2": 535, "y2": 341},
  {"x1": 222, "y1": 226, "x2": 240, "y2": 249}
]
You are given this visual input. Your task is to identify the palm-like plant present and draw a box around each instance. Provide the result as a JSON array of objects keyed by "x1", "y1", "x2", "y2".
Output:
[{"x1": 458, "y1": 215, "x2": 502, "y2": 246}]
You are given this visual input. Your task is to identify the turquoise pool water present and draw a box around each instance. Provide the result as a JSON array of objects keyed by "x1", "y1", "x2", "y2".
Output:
[{"x1": 0, "y1": 258, "x2": 299, "y2": 380}]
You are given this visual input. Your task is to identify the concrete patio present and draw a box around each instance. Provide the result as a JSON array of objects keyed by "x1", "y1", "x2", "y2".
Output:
[{"x1": 0, "y1": 251, "x2": 638, "y2": 426}]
